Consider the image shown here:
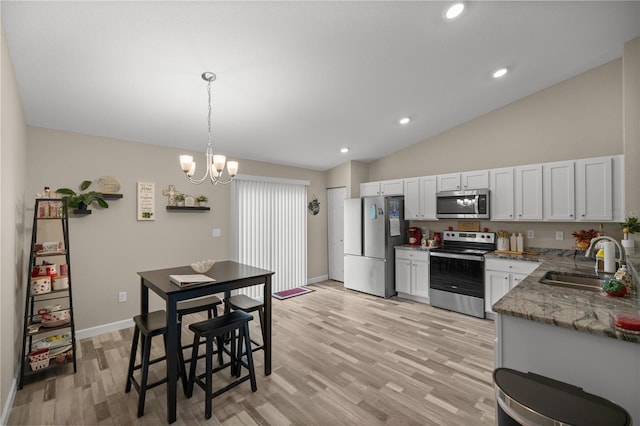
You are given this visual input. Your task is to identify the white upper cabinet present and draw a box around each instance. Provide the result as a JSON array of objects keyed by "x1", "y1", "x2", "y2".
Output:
[
  {"x1": 543, "y1": 161, "x2": 575, "y2": 221},
  {"x1": 437, "y1": 173, "x2": 461, "y2": 192},
  {"x1": 490, "y1": 168, "x2": 515, "y2": 221},
  {"x1": 514, "y1": 164, "x2": 543, "y2": 220},
  {"x1": 380, "y1": 179, "x2": 404, "y2": 196},
  {"x1": 612, "y1": 155, "x2": 624, "y2": 223},
  {"x1": 576, "y1": 156, "x2": 612, "y2": 221},
  {"x1": 404, "y1": 178, "x2": 420, "y2": 220},
  {"x1": 360, "y1": 181, "x2": 381, "y2": 197},
  {"x1": 461, "y1": 170, "x2": 489, "y2": 190},
  {"x1": 360, "y1": 179, "x2": 404, "y2": 197},
  {"x1": 367, "y1": 155, "x2": 622, "y2": 223},
  {"x1": 404, "y1": 176, "x2": 437, "y2": 220},
  {"x1": 437, "y1": 170, "x2": 489, "y2": 192}
]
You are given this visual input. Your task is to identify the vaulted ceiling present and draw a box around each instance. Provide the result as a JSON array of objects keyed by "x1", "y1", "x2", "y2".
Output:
[{"x1": 2, "y1": 1, "x2": 639, "y2": 171}]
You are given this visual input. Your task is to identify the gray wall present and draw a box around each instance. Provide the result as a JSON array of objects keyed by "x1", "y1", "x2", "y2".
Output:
[
  {"x1": 1, "y1": 23, "x2": 28, "y2": 420},
  {"x1": 368, "y1": 58, "x2": 623, "y2": 181}
]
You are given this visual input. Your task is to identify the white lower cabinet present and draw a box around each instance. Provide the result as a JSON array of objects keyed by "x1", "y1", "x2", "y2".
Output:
[
  {"x1": 485, "y1": 258, "x2": 539, "y2": 315},
  {"x1": 395, "y1": 249, "x2": 429, "y2": 302}
]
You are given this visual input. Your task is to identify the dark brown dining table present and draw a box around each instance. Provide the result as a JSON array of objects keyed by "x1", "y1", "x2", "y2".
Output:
[{"x1": 137, "y1": 260, "x2": 274, "y2": 424}]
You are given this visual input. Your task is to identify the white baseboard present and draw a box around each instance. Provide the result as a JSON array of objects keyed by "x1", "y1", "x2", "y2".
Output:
[
  {"x1": 75, "y1": 318, "x2": 134, "y2": 340},
  {"x1": 307, "y1": 275, "x2": 328, "y2": 285}
]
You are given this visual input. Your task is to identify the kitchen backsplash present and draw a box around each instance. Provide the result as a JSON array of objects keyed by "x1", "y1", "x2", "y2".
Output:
[{"x1": 410, "y1": 220, "x2": 630, "y2": 250}]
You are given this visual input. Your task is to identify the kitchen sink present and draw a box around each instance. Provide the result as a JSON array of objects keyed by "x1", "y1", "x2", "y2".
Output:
[{"x1": 539, "y1": 271, "x2": 604, "y2": 292}]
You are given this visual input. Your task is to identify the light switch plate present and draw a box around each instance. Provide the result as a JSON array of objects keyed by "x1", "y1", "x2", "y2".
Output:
[
  {"x1": 527, "y1": 230, "x2": 535, "y2": 239},
  {"x1": 556, "y1": 231, "x2": 564, "y2": 240},
  {"x1": 212, "y1": 228, "x2": 221, "y2": 237}
]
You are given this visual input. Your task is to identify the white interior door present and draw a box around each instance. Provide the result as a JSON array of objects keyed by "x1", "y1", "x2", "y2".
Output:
[{"x1": 328, "y1": 187, "x2": 347, "y2": 282}]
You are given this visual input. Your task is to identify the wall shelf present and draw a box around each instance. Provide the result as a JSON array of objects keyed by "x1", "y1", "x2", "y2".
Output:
[
  {"x1": 72, "y1": 209, "x2": 92, "y2": 215},
  {"x1": 101, "y1": 193, "x2": 123, "y2": 200},
  {"x1": 166, "y1": 206, "x2": 210, "y2": 212}
]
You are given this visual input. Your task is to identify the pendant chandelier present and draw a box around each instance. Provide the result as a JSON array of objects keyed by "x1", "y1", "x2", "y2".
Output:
[{"x1": 179, "y1": 72, "x2": 238, "y2": 185}]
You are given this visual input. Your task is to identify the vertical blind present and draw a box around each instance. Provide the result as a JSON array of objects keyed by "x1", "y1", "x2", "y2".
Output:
[{"x1": 231, "y1": 176, "x2": 308, "y2": 298}]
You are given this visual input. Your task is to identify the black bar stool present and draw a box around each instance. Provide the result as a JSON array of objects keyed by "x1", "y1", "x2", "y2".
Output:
[
  {"x1": 177, "y1": 295, "x2": 223, "y2": 369},
  {"x1": 125, "y1": 310, "x2": 187, "y2": 418},
  {"x1": 186, "y1": 310, "x2": 257, "y2": 420},
  {"x1": 224, "y1": 294, "x2": 264, "y2": 353}
]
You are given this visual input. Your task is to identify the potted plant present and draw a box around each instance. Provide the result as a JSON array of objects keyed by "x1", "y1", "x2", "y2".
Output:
[
  {"x1": 196, "y1": 195, "x2": 208, "y2": 207},
  {"x1": 55, "y1": 180, "x2": 108, "y2": 212},
  {"x1": 175, "y1": 193, "x2": 186, "y2": 207},
  {"x1": 571, "y1": 228, "x2": 598, "y2": 250},
  {"x1": 620, "y1": 217, "x2": 640, "y2": 248}
]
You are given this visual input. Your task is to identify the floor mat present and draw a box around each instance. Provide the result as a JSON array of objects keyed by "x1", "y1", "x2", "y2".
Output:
[{"x1": 272, "y1": 287, "x2": 314, "y2": 300}]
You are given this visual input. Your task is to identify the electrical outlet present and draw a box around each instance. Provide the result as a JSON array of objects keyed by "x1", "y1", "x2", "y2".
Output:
[
  {"x1": 527, "y1": 230, "x2": 535, "y2": 239},
  {"x1": 212, "y1": 228, "x2": 221, "y2": 237},
  {"x1": 118, "y1": 291, "x2": 127, "y2": 303},
  {"x1": 556, "y1": 231, "x2": 564, "y2": 241}
]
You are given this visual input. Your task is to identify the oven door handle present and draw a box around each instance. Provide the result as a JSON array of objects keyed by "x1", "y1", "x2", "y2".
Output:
[{"x1": 429, "y1": 252, "x2": 484, "y2": 262}]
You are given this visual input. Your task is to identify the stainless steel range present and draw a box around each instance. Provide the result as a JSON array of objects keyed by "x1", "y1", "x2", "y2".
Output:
[{"x1": 429, "y1": 231, "x2": 496, "y2": 318}]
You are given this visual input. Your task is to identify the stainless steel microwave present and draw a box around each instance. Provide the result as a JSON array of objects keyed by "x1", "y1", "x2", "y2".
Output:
[{"x1": 436, "y1": 189, "x2": 490, "y2": 219}]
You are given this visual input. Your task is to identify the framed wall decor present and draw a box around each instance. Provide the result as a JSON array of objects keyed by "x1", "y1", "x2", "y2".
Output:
[{"x1": 137, "y1": 182, "x2": 155, "y2": 221}]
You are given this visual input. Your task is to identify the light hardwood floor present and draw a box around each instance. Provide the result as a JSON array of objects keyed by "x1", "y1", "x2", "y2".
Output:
[{"x1": 9, "y1": 281, "x2": 496, "y2": 425}]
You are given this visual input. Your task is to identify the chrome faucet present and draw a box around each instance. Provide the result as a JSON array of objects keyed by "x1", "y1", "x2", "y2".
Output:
[{"x1": 585, "y1": 236, "x2": 626, "y2": 267}]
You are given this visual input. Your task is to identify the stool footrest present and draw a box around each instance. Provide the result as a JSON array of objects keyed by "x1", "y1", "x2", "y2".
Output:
[{"x1": 194, "y1": 373, "x2": 253, "y2": 399}]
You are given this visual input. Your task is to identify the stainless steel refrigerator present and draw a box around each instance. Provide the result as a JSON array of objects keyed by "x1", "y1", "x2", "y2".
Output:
[{"x1": 344, "y1": 196, "x2": 407, "y2": 298}]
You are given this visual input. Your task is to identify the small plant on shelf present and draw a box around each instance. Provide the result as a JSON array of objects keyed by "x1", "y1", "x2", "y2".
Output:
[
  {"x1": 571, "y1": 229, "x2": 598, "y2": 250},
  {"x1": 174, "y1": 193, "x2": 186, "y2": 206},
  {"x1": 196, "y1": 195, "x2": 208, "y2": 207},
  {"x1": 55, "y1": 180, "x2": 108, "y2": 210}
]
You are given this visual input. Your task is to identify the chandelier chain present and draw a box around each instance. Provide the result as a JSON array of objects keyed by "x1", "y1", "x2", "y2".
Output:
[{"x1": 207, "y1": 78, "x2": 212, "y2": 147}]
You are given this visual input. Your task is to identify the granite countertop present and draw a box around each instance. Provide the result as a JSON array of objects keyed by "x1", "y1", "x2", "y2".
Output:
[
  {"x1": 395, "y1": 244, "x2": 436, "y2": 251},
  {"x1": 492, "y1": 247, "x2": 640, "y2": 344}
]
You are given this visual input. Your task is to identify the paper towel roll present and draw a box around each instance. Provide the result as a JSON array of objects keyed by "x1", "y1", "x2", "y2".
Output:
[{"x1": 603, "y1": 241, "x2": 616, "y2": 273}]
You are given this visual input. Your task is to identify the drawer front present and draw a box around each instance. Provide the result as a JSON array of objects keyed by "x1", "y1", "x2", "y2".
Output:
[
  {"x1": 396, "y1": 249, "x2": 429, "y2": 263},
  {"x1": 486, "y1": 258, "x2": 539, "y2": 275}
]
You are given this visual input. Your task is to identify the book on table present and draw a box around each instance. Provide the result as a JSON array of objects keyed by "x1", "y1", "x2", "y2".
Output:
[{"x1": 169, "y1": 274, "x2": 216, "y2": 287}]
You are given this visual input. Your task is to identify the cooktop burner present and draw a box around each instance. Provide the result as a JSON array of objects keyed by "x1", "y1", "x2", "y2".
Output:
[{"x1": 430, "y1": 247, "x2": 493, "y2": 256}]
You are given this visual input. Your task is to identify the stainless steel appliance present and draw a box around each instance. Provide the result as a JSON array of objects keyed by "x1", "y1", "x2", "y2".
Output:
[
  {"x1": 344, "y1": 196, "x2": 407, "y2": 298},
  {"x1": 429, "y1": 231, "x2": 496, "y2": 318},
  {"x1": 436, "y1": 189, "x2": 490, "y2": 219}
]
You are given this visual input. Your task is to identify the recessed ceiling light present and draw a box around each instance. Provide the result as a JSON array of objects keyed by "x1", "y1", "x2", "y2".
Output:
[
  {"x1": 399, "y1": 117, "x2": 411, "y2": 125},
  {"x1": 493, "y1": 67, "x2": 508, "y2": 79},
  {"x1": 340, "y1": 148, "x2": 349, "y2": 154},
  {"x1": 445, "y1": 3, "x2": 465, "y2": 20}
]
